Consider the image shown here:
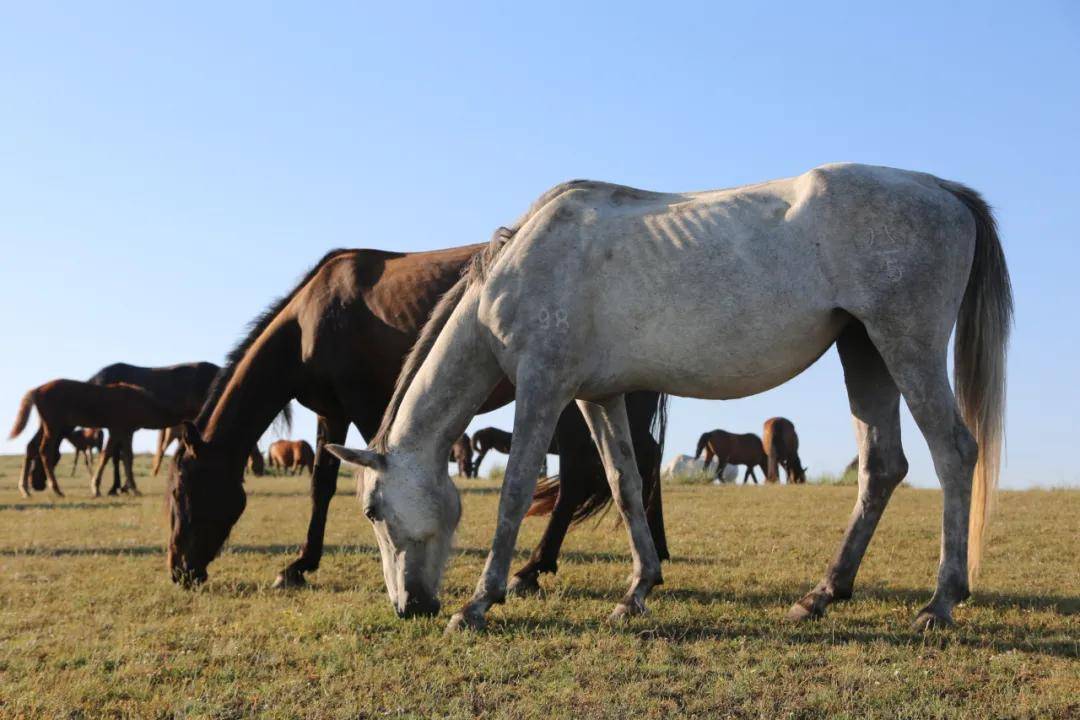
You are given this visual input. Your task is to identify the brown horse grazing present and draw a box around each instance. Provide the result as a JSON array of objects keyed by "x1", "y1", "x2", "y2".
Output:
[
  {"x1": 694, "y1": 430, "x2": 769, "y2": 484},
  {"x1": 24, "y1": 362, "x2": 225, "y2": 495},
  {"x1": 763, "y1": 417, "x2": 807, "y2": 484},
  {"x1": 65, "y1": 427, "x2": 104, "y2": 477},
  {"x1": 10, "y1": 380, "x2": 185, "y2": 497},
  {"x1": 449, "y1": 433, "x2": 475, "y2": 478},
  {"x1": 268, "y1": 439, "x2": 315, "y2": 475},
  {"x1": 167, "y1": 245, "x2": 667, "y2": 597}
]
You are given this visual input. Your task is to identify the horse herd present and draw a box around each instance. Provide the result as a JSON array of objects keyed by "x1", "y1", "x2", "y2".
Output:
[{"x1": 8, "y1": 164, "x2": 1011, "y2": 635}]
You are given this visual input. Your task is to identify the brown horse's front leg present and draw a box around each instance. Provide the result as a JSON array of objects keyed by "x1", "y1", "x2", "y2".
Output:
[{"x1": 275, "y1": 416, "x2": 347, "y2": 588}]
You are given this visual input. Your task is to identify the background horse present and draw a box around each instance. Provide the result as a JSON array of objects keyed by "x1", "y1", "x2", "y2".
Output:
[
  {"x1": 23, "y1": 362, "x2": 221, "y2": 495},
  {"x1": 472, "y1": 426, "x2": 560, "y2": 478},
  {"x1": 763, "y1": 417, "x2": 806, "y2": 484},
  {"x1": 327, "y1": 164, "x2": 1010, "y2": 633},
  {"x1": 268, "y1": 439, "x2": 315, "y2": 475},
  {"x1": 64, "y1": 427, "x2": 103, "y2": 477},
  {"x1": 10, "y1": 380, "x2": 185, "y2": 496},
  {"x1": 694, "y1": 429, "x2": 768, "y2": 483},
  {"x1": 449, "y1": 433, "x2": 475, "y2": 478},
  {"x1": 166, "y1": 244, "x2": 667, "y2": 595}
]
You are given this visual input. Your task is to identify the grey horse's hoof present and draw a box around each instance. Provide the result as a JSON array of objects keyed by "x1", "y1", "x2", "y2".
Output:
[
  {"x1": 787, "y1": 591, "x2": 828, "y2": 622},
  {"x1": 608, "y1": 599, "x2": 648, "y2": 623},
  {"x1": 272, "y1": 570, "x2": 306, "y2": 589},
  {"x1": 911, "y1": 609, "x2": 954, "y2": 633},
  {"x1": 506, "y1": 574, "x2": 542, "y2": 597},
  {"x1": 445, "y1": 610, "x2": 486, "y2": 634}
]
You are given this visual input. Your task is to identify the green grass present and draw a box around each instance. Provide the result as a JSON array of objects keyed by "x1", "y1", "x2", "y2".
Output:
[{"x1": 0, "y1": 453, "x2": 1076, "y2": 718}]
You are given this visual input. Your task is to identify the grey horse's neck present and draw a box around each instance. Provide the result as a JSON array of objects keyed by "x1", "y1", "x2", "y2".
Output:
[{"x1": 388, "y1": 287, "x2": 503, "y2": 465}]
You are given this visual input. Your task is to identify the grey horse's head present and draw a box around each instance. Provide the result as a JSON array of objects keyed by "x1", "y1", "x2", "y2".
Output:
[{"x1": 326, "y1": 444, "x2": 461, "y2": 618}]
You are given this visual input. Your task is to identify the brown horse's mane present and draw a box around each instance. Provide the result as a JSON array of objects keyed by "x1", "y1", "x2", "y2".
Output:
[
  {"x1": 195, "y1": 248, "x2": 355, "y2": 430},
  {"x1": 369, "y1": 180, "x2": 596, "y2": 452}
]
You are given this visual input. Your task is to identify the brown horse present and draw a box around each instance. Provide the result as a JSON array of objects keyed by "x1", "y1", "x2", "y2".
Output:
[
  {"x1": 449, "y1": 433, "x2": 475, "y2": 478},
  {"x1": 694, "y1": 429, "x2": 769, "y2": 484},
  {"x1": 64, "y1": 427, "x2": 104, "y2": 477},
  {"x1": 763, "y1": 417, "x2": 806, "y2": 484},
  {"x1": 268, "y1": 439, "x2": 315, "y2": 475},
  {"x1": 23, "y1": 362, "x2": 225, "y2": 495},
  {"x1": 167, "y1": 245, "x2": 667, "y2": 596},
  {"x1": 10, "y1": 380, "x2": 186, "y2": 497}
]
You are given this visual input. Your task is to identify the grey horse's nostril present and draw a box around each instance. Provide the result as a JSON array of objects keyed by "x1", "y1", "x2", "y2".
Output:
[
  {"x1": 398, "y1": 595, "x2": 440, "y2": 619},
  {"x1": 364, "y1": 505, "x2": 380, "y2": 522}
]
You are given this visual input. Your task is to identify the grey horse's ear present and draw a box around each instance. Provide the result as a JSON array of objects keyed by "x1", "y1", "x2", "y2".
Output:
[{"x1": 325, "y1": 444, "x2": 386, "y2": 469}]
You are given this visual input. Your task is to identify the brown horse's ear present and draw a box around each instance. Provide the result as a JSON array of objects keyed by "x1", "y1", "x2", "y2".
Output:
[
  {"x1": 180, "y1": 421, "x2": 205, "y2": 458},
  {"x1": 325, "y1": 444, "x2": 385, "y2": 470}
]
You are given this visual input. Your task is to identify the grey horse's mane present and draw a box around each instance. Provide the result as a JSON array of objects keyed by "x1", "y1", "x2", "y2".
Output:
[{"x1": 370, "y1": 180, "x2": 595, "y2": 451}]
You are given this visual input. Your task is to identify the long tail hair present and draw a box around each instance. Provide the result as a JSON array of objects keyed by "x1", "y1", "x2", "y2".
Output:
[
  {"x1": 8, "y1": 389, "x2": 36, "y2": 439},
  {"x1": 943, "y1": 181, "x2": 1013, "y2": 584}
]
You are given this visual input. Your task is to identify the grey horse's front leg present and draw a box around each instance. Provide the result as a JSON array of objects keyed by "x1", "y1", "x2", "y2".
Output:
[
  {"x1": 576, "y1": 395, "x2": 663, "y2": 621},
  {"x1": 447, "y1": 380, "x2": 568, "y2": 633}
]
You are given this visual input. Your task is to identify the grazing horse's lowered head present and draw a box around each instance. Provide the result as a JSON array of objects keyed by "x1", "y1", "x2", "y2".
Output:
[
  {"x1": 167, "y1": 421, "x2": 247, "y2": 587},
  {"x1": 327, "y1": 443, "x2": 460, "y2": 618}
]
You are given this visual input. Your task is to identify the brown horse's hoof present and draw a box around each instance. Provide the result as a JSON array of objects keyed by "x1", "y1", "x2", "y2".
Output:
[
  {"x1": 272, "y1": 570, "x2": 307, "y2": 589},
  {"x1": 18, "y1": 487, "x2": 30, "y2": 499},
  {"x1": 911, "y1": 609, "x2": 954, "y2": 633},
  {"x1": 506, "y1": 574, "x2": 542, "y2": 597}
]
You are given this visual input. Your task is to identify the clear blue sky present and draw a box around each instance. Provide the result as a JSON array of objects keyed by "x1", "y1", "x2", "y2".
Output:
[{"x1": 2, "y1": 2, "x2": 1077, "y2": 488}]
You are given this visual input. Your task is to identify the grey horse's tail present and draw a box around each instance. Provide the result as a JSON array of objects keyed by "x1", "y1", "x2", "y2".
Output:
[{"x1": 943, "y1": 181, "x2": 1013, "y2": 584}]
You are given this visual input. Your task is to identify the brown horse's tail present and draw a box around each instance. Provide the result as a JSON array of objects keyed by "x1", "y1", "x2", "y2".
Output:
[
  {"x1": 944, "y1": 181, "x2": 1013, "y2": 585},
  {"x1": 694, "y1": 432, "x2": 709, "y2": 460},
  {"x1": 9, "y1": 389, "x2": 36, "y2": 439}
]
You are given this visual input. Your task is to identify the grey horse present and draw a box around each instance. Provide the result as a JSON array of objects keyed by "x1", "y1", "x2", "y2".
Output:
[{"x1": 328, "y1": 163, "x2": 1011, "y2": 634}]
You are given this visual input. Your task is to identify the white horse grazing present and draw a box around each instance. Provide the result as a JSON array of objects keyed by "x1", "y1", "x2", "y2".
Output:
[{"x1": 328, "y1": 163, "x2": 1011, "y2": 633}]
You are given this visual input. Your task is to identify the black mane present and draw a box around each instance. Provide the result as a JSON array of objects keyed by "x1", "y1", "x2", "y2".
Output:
[{"x1": 195, "y1": 248, "x2": 353, "y2": 428}]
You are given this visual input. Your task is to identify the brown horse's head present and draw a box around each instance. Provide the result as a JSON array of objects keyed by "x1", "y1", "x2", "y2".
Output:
[{"x1": 167, "y1": 421, "x2": 246, "y2": 587}]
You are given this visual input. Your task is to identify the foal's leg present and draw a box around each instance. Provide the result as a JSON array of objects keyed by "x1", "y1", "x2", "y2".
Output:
[
  {"x1": 121, "y1": 441, "x2": 139, "y2": 495},
  {"x1": 447, "y1": 379, "x2": 568, "y2": 632},
  {"x1": 91, "y1": 436, "x2": 114, "y2": 496},
  {"x1": 472, "y1": 447, "x2": 489, "y2": 477},
  {"x1": 38, "y1": 431, "x2": 65, "y2": 497},
  {"x1": 576, "y1": 395, "x2": 663, "y2": 621},
  {"x1": 789, "y1": 323, "x2": 907, "y2": 622},
  {"x1": 71, "y1": 448, "x2": 80, "y2": 477}
]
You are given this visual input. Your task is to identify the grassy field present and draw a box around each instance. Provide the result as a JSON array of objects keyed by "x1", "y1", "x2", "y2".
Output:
[{"x1": 0, "y1": 454, "x2": 1076, "y2": 719}]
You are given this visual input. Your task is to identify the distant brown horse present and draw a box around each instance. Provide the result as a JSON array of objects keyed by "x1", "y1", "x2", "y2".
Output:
[
  {"x1": 9, "y1": 379, "x2": 185, "y2": 497},
  {"x1": 268, "y1": 440, "x2": 315, "y2": 475},
  {"x1": 449, "y1": 433, "x2": 475, "y2": 478},
  {"x1": 65, "y1": 427, "x2": 103, "y2": 477},
  {"x1": 167, "y1": 245, "x2": 667, "y2": 595},
  {"x1": 695, "y1": 429, "x2": 769, "y2": 484},
  {"x1": 471, "y1": 427, "x2": 559, "y2": 477},
  {"x1": 763, "y1": 417, "x2": 806, "y2": 484}
]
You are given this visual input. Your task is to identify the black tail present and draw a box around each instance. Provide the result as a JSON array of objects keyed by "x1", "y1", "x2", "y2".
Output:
[
  {"x1": 527, "y1": 392, "x2": 669, "y2": 527},
  {"x1": 694, "y1": 431, "x2": 710, "y2": 459}
]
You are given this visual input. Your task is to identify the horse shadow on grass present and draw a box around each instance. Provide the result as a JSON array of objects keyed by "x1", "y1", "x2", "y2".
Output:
[{"x1": 0, "y1": 501, "x2": 129, "y2": 511}]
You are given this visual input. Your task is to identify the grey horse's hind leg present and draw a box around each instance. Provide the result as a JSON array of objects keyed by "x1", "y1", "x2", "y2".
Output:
[
  {"x1": 576, "y1": 395, "x2": 663, "y2": 621},
  {"x1": 789, "y1": 322, "x2": 907, "y2": 621},
  {"x1": 867, "y1": 322, "x2": 977, "y2": 630},
  {"x1": 446, "y1": 375, "x2": 570, "y2": 632}
]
